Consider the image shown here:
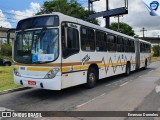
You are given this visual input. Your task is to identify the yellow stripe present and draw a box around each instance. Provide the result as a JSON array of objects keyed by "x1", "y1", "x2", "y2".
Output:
[
  {"x1": 74, "y1": 66, "x2": 81, "y2": 71},
  {"x1": 27, "y1": 67, "x2": 52, "y2": 71},
  {"x1": 81, "y1": 65, "x2": 89, "y2": 70},
  {"x1": 62, "y1": 67, "x2": 71, "y2": 72},
  {"x1": 98, "y1": 63, "x2": 105, "y2": 68}
]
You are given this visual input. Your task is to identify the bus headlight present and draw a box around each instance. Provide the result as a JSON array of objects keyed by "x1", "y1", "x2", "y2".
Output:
[
  {"x1": 14, "y1": 68, "x2": 21, "y2": 76},
  {"x1": 44, "y1": 68, "x2": 60, "y2": 79}
]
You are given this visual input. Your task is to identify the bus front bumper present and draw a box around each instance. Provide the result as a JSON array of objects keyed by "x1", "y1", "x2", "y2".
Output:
[{"x1": 14, "y1": 75, "x2": 62, "y2": 90}]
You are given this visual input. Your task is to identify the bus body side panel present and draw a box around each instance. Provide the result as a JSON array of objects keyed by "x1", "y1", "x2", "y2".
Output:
[
  {"x1": 61, "y1": 53, "x2": 87, "y2": 89},
  {"x1": 128, "y1": 53, "x2": 136, "y2": 71}
]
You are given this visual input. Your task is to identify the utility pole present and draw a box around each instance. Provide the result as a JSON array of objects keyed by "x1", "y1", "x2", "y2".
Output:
[
  {"x1": 114, "y1": 15, "x2": 123, "y2": 32},
  {"x1": 105, "y1": 0, "x2": 110, "y2": 28},
  {"x1": 140, "y1": 27, "x2": 147, "y2": 38},
  {"x1": 88, "y1": 0, "x2": 99, "y2": 13}
]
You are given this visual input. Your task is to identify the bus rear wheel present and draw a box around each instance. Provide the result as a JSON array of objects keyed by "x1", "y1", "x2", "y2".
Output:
[
  {"x1": 143, "y1": 59, "x2": 148, "y2": 70},
  {"x1": 125, "y1": 62, "x2": 130, "y2": 76},
  {"x1": 84, "y1": 67, "x2": 97, "y2": 89}
]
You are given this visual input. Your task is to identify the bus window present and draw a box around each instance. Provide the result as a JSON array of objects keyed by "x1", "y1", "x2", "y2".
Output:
[
  {"x1": 62, "y1": 27, "x2": 79, "y2": 58},
  {"x1": 146, "y1": 44, "x2": 151, "y2": 53},
  {"x1": 123, "y1": 38, "x2": 129, "y2": 52},
  {"x1": 107, "y1": 34, "x2": 116, "y2": 52},
  {"x1": 117, "y1": 36, "x2": 124, "y2": 52},
  {"x1": 96, "y1": 31, "x2": 107, "y2": 52},
  {"x1": 81, "y1": 27, "x2": 95, "y2": 51},
  {"x1": 131, "y1": 40, "x2": 135, "y2": 53},
  {"x1": 140, "y1": 42, "x2": 145, "y2": 53},
  {"x1": 128, "y1": 39, "x2": 135, "y2": 53}
]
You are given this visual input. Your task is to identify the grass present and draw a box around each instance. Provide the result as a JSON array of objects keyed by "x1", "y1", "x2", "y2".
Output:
[
  {"x1": 0, "y1": 66, "x2": 21, "y2": 91},
  {"x1": 151, "y1": 57, "x2": 160, "y2": 63}
]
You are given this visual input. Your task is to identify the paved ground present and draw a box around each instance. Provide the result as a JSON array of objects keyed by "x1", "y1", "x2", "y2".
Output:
[{"x1": 0, "y1": 62, "x2": 160, "y2": 120}]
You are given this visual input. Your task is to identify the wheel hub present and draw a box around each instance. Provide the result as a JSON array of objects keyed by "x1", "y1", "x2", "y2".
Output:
[{"x1": 89, "y1": 73, "x2": 95, "y2": 82}]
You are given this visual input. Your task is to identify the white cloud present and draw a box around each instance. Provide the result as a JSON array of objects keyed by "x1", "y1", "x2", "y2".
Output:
[
  {"x1": 0, "y1": 10, "x2": 12, "y2": 28},
  {"x1": 93, "y1": 0, "x2": 160, "y2": 37},
  {"x1": 10, "y1": 2, "x2": 41, "y2": 21}
]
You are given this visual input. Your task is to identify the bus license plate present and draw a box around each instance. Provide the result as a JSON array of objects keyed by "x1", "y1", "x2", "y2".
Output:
[{"x1": 28, "y1": 80, "x2": 36, "y2": 85}]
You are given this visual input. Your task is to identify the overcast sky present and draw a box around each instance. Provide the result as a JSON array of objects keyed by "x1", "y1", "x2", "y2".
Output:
[
  {"x1": 0, "y1": 0, "x2": 160, "y2": 37},
  {"x1": 93, "y1": 0, "x2": 160, "y2": 37}
]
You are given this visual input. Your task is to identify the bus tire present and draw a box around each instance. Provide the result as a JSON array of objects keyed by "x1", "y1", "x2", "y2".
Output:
[
  {"x1": 84, "y1": 67, "x2": 97, "y2": 89},
  {"x1": 143, "y1": 59, "x2": 148, "y2": 70},
  {"x1": 125, "y1": 62, "x2": 130, "y2": 76}
]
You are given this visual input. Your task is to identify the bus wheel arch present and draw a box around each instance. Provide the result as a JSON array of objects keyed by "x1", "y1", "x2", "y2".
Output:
[{"x1": 84, "y1": 64, "x2": 99, "y2": 89}]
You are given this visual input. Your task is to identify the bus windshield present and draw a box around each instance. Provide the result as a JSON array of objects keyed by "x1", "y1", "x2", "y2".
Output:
[{"x1": 14, "y1": 28, "x2": 59, "y2": 64}]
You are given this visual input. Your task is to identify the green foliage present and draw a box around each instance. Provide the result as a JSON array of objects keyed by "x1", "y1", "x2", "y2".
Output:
[
  {"x1": 37, "y1": 0, "x2": 99, "y2": 25},
  {"x1": 110, "y1": 22, "x2": 135, "y2": 36},
  {"x1": 1, "y1": 43, "x2": 12, "y2": 56},
  {"x1": 152, "y1": 45, "x2": 160, "y2": 57},
  {"x1": 0, "y1": 66, "x2": 21, "y2": 91}
]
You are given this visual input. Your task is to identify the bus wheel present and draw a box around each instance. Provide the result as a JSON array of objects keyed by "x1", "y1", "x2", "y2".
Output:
[
  {"x1": 125, "y1": 63, "x2": 130, "y2": 76},
  {"x1": 144, "y1": 60, "x2": 148, "y2": 70},
  {"x1": 84, "y1": 67, "x2": 97, "y2": 89}
]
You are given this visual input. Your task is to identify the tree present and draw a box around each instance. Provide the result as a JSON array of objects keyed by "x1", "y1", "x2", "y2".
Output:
[
  {"x1": 1, "y1": 43, "x2": 12, "y2": 56},
  {"x1": 152, "y1": 45, "x2": 160, "y2": 56},
  {"x1": 110, "y1": 22, "x2": 135, "y2": 36},
  {"x1": 37, "y1": 0, "x2": 99, "y2": 25}
]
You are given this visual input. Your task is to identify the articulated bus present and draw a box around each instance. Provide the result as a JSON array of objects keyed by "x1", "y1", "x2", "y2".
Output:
[{"x1": 13, "y1": 12, "x2": 151, "y2": 90}]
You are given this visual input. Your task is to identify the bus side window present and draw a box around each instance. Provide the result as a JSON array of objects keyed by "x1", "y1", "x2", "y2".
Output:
[
  {"x1": 62, "y1": 26, "x2": 79, "y2": 58},
  {"x1": 96, "y1": 31, "x2": 107, "y2": 51},
  {"x1": 81, "y1": 27, "x2": 95, "y2": 51},
  {"x1": 107, "y1": 34, "x2": 116, "y2": 52},
  {"x1": 117, "y1": 36, "x2": 124, "y2": 52},
  {"x1": 124, "y1": 38, "x2": 128, "y2": 52}
]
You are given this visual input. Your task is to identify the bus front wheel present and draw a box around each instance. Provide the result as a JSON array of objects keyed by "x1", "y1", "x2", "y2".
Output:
[{"x1": 84, "y1": 67, "x2": 97, "y2": 89}]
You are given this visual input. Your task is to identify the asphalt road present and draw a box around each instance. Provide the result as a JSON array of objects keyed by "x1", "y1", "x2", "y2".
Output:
[{"x1": 1, "y1": 62, "x2": 160, "y2": 120}]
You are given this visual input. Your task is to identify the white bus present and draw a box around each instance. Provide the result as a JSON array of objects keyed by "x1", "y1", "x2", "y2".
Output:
[{"x1": 13, "y1": 12, "x2": 151, "y2": 90}]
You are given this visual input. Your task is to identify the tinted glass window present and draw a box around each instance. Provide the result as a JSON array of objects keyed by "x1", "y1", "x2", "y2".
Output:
[
  {"x1": 17, "y1": 16, "x2": 59, "y2": 30},
  {"x1": 146, "y1": 44, "x2": 151, "y2": 53},
  {"x1": 107, "y1": 34, "x2": 116, "y2": 51},
  {"x1": 62, "y1": 27, "x2": 79, "y2": 58},
  {"x1": 67, "y1": 28, "x2": 79, "y2": 49},
  {"x1": 81, "y1": 27, "x2": 95, "y2": 51},
  {"x1": 124, "y1": 38, "x2": 129, "y2": 52},
  {"x1": 117, "y1": 36, "x2": 124, "y2": 52},
  {"x1": 140, "y1": 42, "x2": 145, "y2": 52},
  {"x1": 127, "y1": 39, "x2": 134, "y2": 53},
  {"x1": 96, "y1": 31, "x2": 107, "y2": 51}
]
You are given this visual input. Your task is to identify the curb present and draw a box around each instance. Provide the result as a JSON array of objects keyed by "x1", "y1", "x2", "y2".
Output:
[{"x1": 0, "y1": 87, "x2": 30, "y2": 95}]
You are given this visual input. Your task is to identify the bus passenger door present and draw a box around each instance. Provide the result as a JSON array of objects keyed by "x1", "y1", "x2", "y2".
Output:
[{"x1": 61, "y1": 23, "x2": 82, "y2": 89}]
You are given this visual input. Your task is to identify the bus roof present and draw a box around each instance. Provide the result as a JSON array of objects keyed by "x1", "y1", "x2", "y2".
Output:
[{"x1": 19, "y1": 12, "x2": 151, "y2": 44}]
